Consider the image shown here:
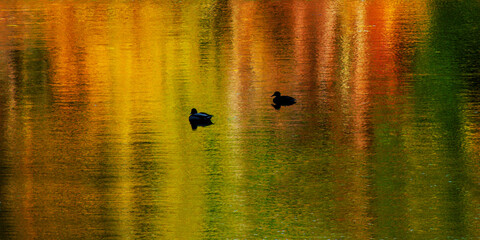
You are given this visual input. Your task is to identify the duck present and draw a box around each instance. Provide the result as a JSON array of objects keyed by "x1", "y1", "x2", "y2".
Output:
[
  {"x1": 189, "y1": 108, "x2": 213, "y2": 129},
  {"x1": 271, "y1": 91, "x2": 296, "y2": 106}
]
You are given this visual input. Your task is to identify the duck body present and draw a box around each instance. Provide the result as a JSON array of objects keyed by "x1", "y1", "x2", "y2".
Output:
[
  {"x1": 189, "y1": 108, "x2": 213, "y2": 122},
  {"x1": 189, "y1": 108, "x2": 213, "y2": 129},
  {"x1": 271, "y1": 91, "x2": 296, "y2": 106}
]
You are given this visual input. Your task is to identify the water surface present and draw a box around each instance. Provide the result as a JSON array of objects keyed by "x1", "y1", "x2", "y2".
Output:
[{"x1": 1, "y1": 0, "x2": 479, "y2": 239}]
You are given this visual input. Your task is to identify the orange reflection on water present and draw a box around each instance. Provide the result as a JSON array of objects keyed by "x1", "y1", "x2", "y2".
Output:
[{"x1": 334, "y1": 1, "x2": 372, "y2": 238}]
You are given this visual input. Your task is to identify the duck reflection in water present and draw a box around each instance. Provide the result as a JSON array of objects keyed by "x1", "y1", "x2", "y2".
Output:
[
  {"x1": 189, "y1": 108, "x2": 213, "y2": 130},
  {"x1": 271, "y1": 91, "x2": 296, "y2": 110}
]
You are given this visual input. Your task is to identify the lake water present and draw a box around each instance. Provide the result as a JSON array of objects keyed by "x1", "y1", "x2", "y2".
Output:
[{"x1": 1, "y1": 1, "x2": 479, "y2": 239}]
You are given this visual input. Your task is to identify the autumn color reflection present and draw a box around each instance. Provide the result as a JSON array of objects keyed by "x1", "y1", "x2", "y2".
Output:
[{"x1": 0, "y1": 0, "x2": 479, "y2": 239}]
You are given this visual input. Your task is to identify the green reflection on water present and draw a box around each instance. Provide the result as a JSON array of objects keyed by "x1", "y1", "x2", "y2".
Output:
[{"x1": 405, "y1": 1, "x2": 479, "y2": 239}]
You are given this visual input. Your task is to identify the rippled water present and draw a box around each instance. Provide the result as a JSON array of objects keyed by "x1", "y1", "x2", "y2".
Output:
[{"x1": 1, "y1": 1, "x2": 479, "y2": 239}]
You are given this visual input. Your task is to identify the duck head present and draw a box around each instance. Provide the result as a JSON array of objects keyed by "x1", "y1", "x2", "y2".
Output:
[
  {"x1": 190, "y1": 108, "x2": 198, "y2": 114},
  {"x1": 271, "y1": 91, "x2": 281, "y2": 97}
]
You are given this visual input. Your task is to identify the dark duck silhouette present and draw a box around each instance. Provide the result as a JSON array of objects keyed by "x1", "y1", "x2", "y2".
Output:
[
  {"x1": 271, "y1": 91, "x2": 296, "y2": 109},
  {"x1": 189, "y1": 108, "x2": 213, "y2": 130}
]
